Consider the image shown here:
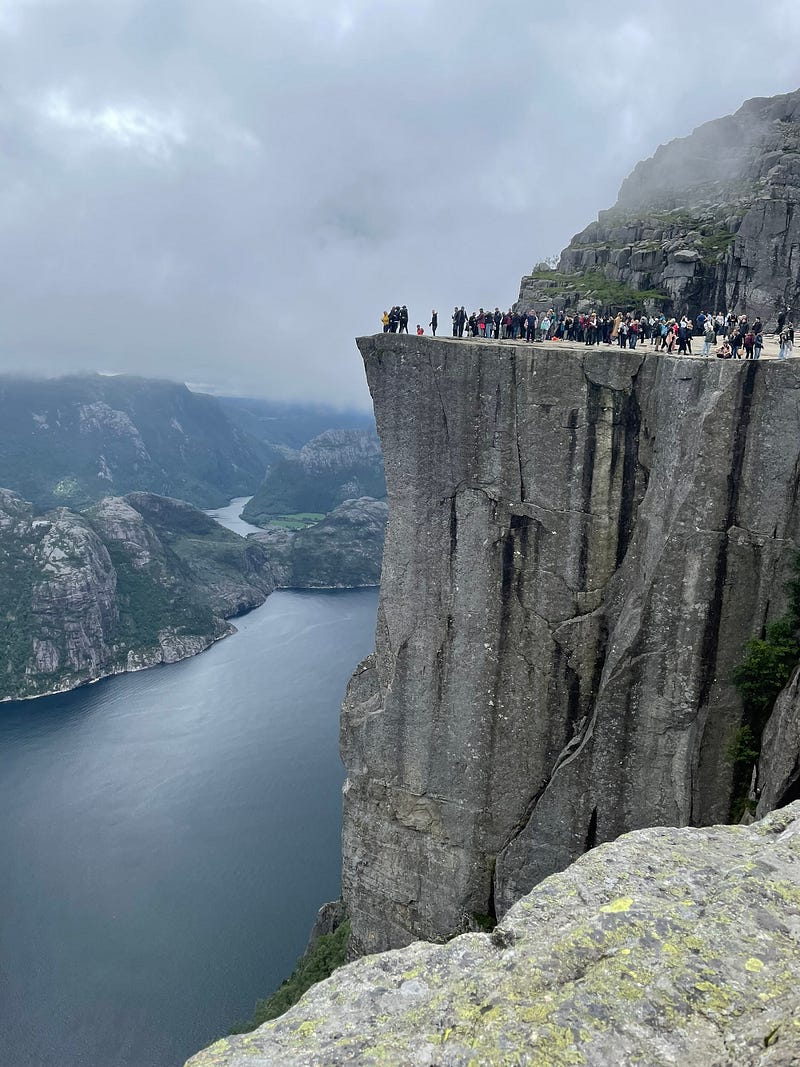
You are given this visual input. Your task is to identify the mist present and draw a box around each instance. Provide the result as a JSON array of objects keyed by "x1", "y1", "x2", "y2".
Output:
[{"x1": 0, "y1": 0, "x2": 798, "y2": 407}]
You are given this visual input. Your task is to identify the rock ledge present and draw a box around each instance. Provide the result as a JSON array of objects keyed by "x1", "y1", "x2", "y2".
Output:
[{"x1": 187, "y1": 804, "x2": 800, "y2": 1067}]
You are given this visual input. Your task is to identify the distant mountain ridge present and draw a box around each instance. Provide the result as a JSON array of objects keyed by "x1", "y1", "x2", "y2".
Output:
[
  {"x1": 242, "y1": 429, "x2": 386, "y2": 525},
  {"x1": 0, "y1": 374, "x2": 269, "y2": 511}
]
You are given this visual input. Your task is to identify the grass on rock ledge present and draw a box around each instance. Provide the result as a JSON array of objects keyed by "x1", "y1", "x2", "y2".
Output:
[{"x1": 229, "y1": 921, "x2": 351, "y2": 1034}]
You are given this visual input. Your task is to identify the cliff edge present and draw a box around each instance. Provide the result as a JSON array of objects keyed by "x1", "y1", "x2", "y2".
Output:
[
  {"x1": 341, "y1": 336, "x2": 800, "y2": 954},
  {"x1": 187, "y1": 803, "x2": 800, "y2": 1066}
]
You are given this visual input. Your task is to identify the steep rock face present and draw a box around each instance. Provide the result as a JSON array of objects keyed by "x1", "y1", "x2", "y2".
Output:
[
  {"x1": 758, "y1": 666, "x2": 800, "y2": 816},
  {"x1": 517, "y1": 89, "x2": 800, "y2": 321},
  {"x1": 186, "y1": 804, "x2": 800, "y2": 1067},
  {"x1": 249, "y1": 497, "x2": 387, "y2": 588},
  {"x1": 242, "y1": 430, "x2": 385, "y2": 525},
  {"x1": 0, "y1": 490, "x2": 276, "y2": 701},
  {"x1": 341, "y1": 335, "x2": 800, "y2": 955}
]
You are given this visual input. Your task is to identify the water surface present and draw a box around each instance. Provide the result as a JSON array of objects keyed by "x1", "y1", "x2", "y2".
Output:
[{"x1": 0, "y1": 586, "x2": 378, "y2": 1067}]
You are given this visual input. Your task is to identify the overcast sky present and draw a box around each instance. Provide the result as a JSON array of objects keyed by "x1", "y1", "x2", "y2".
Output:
[{"x1": 0, "y1": 0, "x2": 798, "y2": 408}]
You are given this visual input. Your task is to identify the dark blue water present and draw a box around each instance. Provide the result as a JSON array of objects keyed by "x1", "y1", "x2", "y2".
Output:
[{"x1": 0, "y1": 586, "x2": 378, "y2": 1067}]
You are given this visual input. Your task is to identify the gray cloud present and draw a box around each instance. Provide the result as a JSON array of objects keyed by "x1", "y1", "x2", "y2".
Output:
[{"x1": 0, "y1": 0, "x2": 798, "y2": 407}]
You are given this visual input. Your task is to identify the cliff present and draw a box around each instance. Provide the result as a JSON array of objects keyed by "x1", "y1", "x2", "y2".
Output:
[
  {"x1": 0, "y1": 490, "x2": 276, "y2": 701},
  {"x1": 242, "y1": 430, "x2": 385, "y2": 526},
  {"x1": 341, "y1": 335, "x2": 800, "y2": 955},
  {"x1": 187, "y1": 803, "x2": 800, "y2": 1067},
  {"x1": 517, "y1": 88, "x2": 800, "y2": 322},
  {"x1": 249, "y1": 497, "x2": 387, "y2": 589}
]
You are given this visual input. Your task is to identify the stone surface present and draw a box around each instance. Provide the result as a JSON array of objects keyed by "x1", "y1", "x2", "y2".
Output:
[
  {"x1": 516, "y1": 89, "x2": 800, "y2": 323},
  {"x1": 758, "y1": 666, "x2": 800, "y2": 817},
  {"x1": 186, "y1": 804, "x2": 800, "y2": 1067},
  {"x1": 0, "y1": 490, "x2": 276, "y2": 701},
  {"x1": 243, "y1": 430, "x2": 385, "y2": 525},
  {"x1": 249, "y1": 497, "x2": 387, "y2": 588},
  {"x1": 341, "y1": 336, "x2": 800, "y2": 956}
]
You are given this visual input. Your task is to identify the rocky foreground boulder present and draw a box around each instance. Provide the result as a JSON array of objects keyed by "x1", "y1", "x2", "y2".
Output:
[{"x1": 187, "y1": 803, "x2": 800, "y2": 1067}]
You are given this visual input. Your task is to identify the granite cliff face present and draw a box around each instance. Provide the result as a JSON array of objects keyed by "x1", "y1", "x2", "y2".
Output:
[
  {"x1": 188, "y1": 804, "x2": 800, "y2": 1067},
  {"x1": 341, "y1": 335, "x2": 800, "y2": 956},
  {"x1": 0, "y1": 490, "x2": 276, "y2": 701},
  {"x1": 517, "y1": 89, "x2": 800, "y2": 322}
]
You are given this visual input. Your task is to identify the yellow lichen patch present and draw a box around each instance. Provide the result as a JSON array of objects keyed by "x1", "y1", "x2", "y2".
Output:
[
  {"x1": 600, "y1": 897, "x2": 634, "y2": 914},
  {"x1": 293, "y1": 1019, "x2": 322, "y2": 1037},
  {"x1": 745, "y1": 957, "x2": 765, "y2": 972}
]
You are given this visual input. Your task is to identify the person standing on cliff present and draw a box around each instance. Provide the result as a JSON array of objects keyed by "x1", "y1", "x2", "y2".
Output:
[
  {"x1": 399, "y1": 306, "x2": 409, "y2": 334},
  {"x1": 430, "y1": 310, "x2": 438, "y2": 337},
  {"x1": 458, "y1": 306, "x2": 467, "y2": 337},
  {"x1": 381, "y1": 310, "x2": 390, "y2": 332},
  {"x1": 702, "y1": 319, "x2": 715, "y2": 355}
]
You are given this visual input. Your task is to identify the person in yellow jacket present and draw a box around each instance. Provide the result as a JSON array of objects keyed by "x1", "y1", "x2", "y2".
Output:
[{"x1": 381, "y1": 310, "x2": 390, "y2": 333}]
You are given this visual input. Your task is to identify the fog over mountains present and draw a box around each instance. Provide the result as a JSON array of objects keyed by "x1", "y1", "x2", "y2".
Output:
[{"x1": 0, "y1": 1, "x2": 799, "y2": 403}]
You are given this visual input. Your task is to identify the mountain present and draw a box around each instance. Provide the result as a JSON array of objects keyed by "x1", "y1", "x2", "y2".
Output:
[
  {"x1": 0, "y1": 490, "x2": 275, "y2": 701},
  {"x1": 516, "y1": 88, "x2": 800, "y2": 324},
  {"x1": 250, "y1": 497, "x2": 388, "y2": 588},
  {"x1": 218, "y1": 397, "x2": 376, "y2": 452},
  {"x1": 242, "y1": 430, "x2": 385, "y2": 525},
  {"x1": 0, "y1": 374, "x2": 268, "y2": 511}
]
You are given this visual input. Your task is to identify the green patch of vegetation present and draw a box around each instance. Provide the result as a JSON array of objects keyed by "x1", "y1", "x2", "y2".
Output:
[
  {"x1": 229, "y1": 920, "x2": 351, "y2": 1034},
  {"x1": 0, "y1": 542, "x2": 38, "y2": 695},
  {"x1": 470, "y1": 912, "x2": 498, "y2": 933},
  {"x1": 267, "y1": 513, "x2": 325, "y2": 531},
  {"x1": 730, "y1": 557, "x2": 800, "y2": 818},
  {"x1": 696, "y1": 229, "x2": 736, "y2": 260},
  {"x1": 526, "y1": 269, "x2": 666, "y2": 309},
  {"x1": 106, "y1": 543, "x2": 216, "y2": 647}
]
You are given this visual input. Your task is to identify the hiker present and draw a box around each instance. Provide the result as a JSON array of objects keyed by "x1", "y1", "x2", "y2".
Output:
[
  {"x1": 399, "y1": 306, "x2": 409, "y2": 334},
  {"x1": 416, "y1": 324, "x2": 424, "y2": 336},
  {"x1": 381, "y1": 310, "x2": 390, "y2": 332},
  {"x1": 779, "y1": 324, "x2": 794, "y2": 359},
  {"x1": 430, "y1": 310, "x2": 438, "y2": 337},
  {"x1": 702, "y1": 320, "x2": 715, "y2": 355}
]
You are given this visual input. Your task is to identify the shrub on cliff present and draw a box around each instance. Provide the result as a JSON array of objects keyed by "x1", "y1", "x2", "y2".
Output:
[{"x1": 228, "y1": 920, "x2": 351, "y2": 1034}]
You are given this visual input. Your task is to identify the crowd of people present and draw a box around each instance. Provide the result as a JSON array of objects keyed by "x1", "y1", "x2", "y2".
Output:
[{"x1": 380, "y1": 305, "x2": 795, "y2": 359}]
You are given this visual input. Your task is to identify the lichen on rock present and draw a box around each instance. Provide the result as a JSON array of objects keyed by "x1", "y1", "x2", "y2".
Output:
[{"x1": 185, "y1": 804, "x2": 800, "y2": 1067}]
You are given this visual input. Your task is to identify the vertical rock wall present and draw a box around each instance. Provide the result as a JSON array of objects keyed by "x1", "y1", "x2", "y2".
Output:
[{"x1": 341, "y1": 335, "x2": 800, "y2": 955}]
